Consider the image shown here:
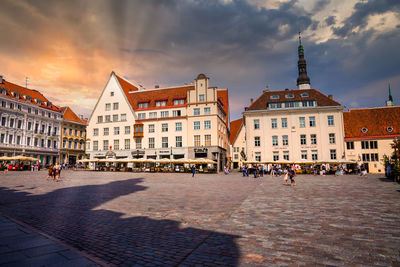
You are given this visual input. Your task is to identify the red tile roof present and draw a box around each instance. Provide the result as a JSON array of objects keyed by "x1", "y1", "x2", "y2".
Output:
[
  {"x1": 230, "y1": 118, "x2": 243, "y2": 144},
  {"x1": 60, "y1": 106, "x2": 87, "y2": 125},
  {"x1": 128, "y1": 85, "x2": 194, "y2": 110},
  {"x1": 114, "y1": 73, "x2": 139, "y2": 108},
  {"x1": 246, "y1": 88, "x2": 341, "y2": 111},
  {"x1": 0, "y1": 79, "x2": 60, "y2": 112},
  {"x1": 344, "y1": 106, "x2": 400, "y2": 140},
  {"x1": 217, "y1": 89, "x2": 229, "y2": 125}
]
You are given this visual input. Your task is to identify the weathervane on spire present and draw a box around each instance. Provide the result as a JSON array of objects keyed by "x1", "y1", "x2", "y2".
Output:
[{"x1": 299, "y1": 31, "x2": 302, "y2": 45}]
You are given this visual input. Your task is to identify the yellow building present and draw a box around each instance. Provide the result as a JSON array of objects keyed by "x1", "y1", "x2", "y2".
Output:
[
  {"x1": 60, "y1": 107, "x2": 87, "y2": 165},
  {"x1": 344, "y1": 106, "x2": 400, "y2": 173}
]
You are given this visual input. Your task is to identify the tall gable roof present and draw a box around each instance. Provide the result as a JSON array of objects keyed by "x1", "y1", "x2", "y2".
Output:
[
  {"x1": 230, "y1": 118, "x2": 243, "y2": 144},
  {"x1": 0, "y1": 79, "x2": 60, "y2": 112},
  {"x1": 128, "y1": 85, "x2": 194, "y2": 110},
  {"x1": 114, "y1": 73, "x2": 139, "y2": 108},
  {"x1": 247, "y1": 88, "x2": 341, "y2": 111},
  {"x1": 61, "y1": 106, "x2": 87, "y2": 125},
  {"x1": 344, "y1": 106, "x2": 400, "y2": 139}
]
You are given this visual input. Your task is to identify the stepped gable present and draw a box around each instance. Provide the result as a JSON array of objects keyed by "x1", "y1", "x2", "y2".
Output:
[
  {"x1": 344, "y1": 106, "x2": 400, "y2": 140},
  {"x1": 247, "y1": 88, "x2": 341, "y2": 111},
  {"x1": 128, "y1": 85, "x2": 194, "y2": 110},
  {"x1": 0, "y1": 79, "x2": 60, "y2": 112},
  {"x1": 230, "y1": 118, "x2": 243, "y2": 144},
  {"x1": 60, "y1": 106, "x2": 87, "y2": 125}
]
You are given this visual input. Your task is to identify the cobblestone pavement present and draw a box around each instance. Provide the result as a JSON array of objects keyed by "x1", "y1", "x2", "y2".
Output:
[
  {"x1": 0, "y1": 215, "x2": 98, "y2": 266},
  {"x1": 0, "y1": 170, "x2": 399, "y2": 266}
]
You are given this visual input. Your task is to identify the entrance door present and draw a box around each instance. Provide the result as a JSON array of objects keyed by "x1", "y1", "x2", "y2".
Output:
[{"x1": 68, "y1": 155, "x2": 77, "y2": 165}]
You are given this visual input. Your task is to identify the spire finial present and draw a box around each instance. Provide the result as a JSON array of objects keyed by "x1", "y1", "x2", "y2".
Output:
[{"x1": 299, "y1": 31, "x2": 302, "y2": 45}]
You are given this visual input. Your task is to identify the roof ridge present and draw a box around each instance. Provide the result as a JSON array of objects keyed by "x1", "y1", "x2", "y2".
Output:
[{"x1": 129, "y1": 84, "x2": 194, "y2": 93}]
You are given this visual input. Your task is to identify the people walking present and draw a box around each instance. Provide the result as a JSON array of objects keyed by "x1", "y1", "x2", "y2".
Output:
[
  {"x1": 290, "y1": 168, "x2": 296, "y2": 187},
  {"x1": 283, "y1": 168, "x2": 289, "y2": 185},
  {"x1": 47, "y1": 164, "x2": 53, "y2": 180},
  {"x1": 191, "y1": 165, "x2": 196, "y2": 177},
  {"x1": 242, "y1": 165, "x2": 246, "y2": 177}
]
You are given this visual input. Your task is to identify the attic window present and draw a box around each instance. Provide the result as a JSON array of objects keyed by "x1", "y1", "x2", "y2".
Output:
[
  {"x1": 36, "y1": 98, "x2": 42, "y2": 105},
  {"x1": 13, "y1": 92, "x2": 19, "y2": 98},
  {"x1": 270, "y1": 95, "x2": 279, "y2": 99},
  {"x1": 301, "y1": 93, "x2": 309, "y2": 97},
  {"x1": 138, "y1": 102, "x2": 149, "y2": 109},
  {"x1": 47, "y1": 102, "x2": 52, "y2": 107},
  {"x1": 387, "y1": 126, "x2": 393, "y2": 132},
  {"x1": 361, "y1": 127, "x2": 368, "y2": 133},
  {"x1": 110, "y1": 92, "x2": 114, "y2": 96},
  {"x1": 1, "y1": 88, "x2": 6, "y2": 95},
  {"x1": 285, "y1": 94, "x2": 294, "y2": 98}
]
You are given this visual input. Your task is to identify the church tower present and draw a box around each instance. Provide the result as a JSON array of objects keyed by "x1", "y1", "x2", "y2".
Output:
[{"x1": 296, "y1": 33, "x2": 311, "y2": 89}]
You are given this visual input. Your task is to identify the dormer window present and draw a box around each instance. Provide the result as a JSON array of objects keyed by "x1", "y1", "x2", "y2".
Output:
[
  {"x1": 173, "y1": 99, "x2": 185, "y2": 105},
  {"x1": 270, "y1": 95, "x2": 279, "y2": 99},
  {"x1": 387, "y1": 126, "x2": 393, "y2": 132},
  {"x1": 1, "y1": 88, "x2": 6, "y2": 95},
  {"x1": 301, "y1": 93, "x2": 309, "y2": 97},
  {"x1": 155, "y1": 100, "x2": 166, "y2": 107},
  {"x1": 36, "y1": 98, "x2": 42, "y2": 105},
  {"x1": 361, "y1": 127, "x2": 368, "y2": 133},
  {"x1": 46, "y1": 101, "x2": 52, "y2": 107},
  {"x1": 138, "y1": 102, "x2": 149, "y2": 109},
  {"x1": 285, "y1": 94, "x2": 294, "y2": 98}
]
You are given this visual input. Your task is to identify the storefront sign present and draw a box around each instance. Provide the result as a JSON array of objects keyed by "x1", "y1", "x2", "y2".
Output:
[{"x1": 194, "y1": 148, "x2": 208, "y2": 153}]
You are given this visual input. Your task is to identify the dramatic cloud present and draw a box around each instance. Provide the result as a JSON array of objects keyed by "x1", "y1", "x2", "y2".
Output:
[{"x1": 0, "y1": 0, "x2": 399, "y2": 120}]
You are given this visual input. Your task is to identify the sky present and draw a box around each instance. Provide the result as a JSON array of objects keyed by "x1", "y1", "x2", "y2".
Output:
[{"x1": 0, "y1": 0, "x2": 399, "y2": 120}]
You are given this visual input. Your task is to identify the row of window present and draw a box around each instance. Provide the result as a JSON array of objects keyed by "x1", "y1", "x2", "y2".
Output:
[
  {"x1": 138, "y1": 99, "x2": 185, "y2": 109},
  {"x1": 62, "y1": 127, "x2": 84, "y2": 137},
  {"x1": 1, "y1": 100, "x2": 60, "y2": 119},
  {"x1": 104, "y1": 102, "x2": 119, "y2": 111},
  {"x1": 0, "y1": 133, "x2": 57, "y2": 148},
  {"x1": 62, "y1": 139, "x2": 84, "y2": 150},
  {"x1": 90, "y1": 134, "x2": 213, "y2": 151},
  {"x1": 346, "y1": 141, "x2": 379, "y2": 150},
  {"x1": 97, "y1": 114, "x2": 127, "y2": 123},
  {"x1": 267, "y1": 100, "x2": 316, "y2": 110},
  {"x1": 1, "y1": 117, "x2": 59, "y2": 135},
  {"x1": 137, "y1": 110, "x2": 183, "y2": 119},
  {"x1": 269, "y1": 93, "x2": 309, "y2": 100},
  {"x1": 253, "y1": 133, "x2": 336, "y2": 147},
  {"x1": 253, "y1": 149, "x2": 337, "y2": 162},
  {"x1": 362, "y1": 153, "x2": 379, "y2": 162},
  {"x1": 253, "y1": 115, "x2": 335, "y2": 130}
]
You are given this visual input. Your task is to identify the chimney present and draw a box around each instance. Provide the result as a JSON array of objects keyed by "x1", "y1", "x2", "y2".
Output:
[
  {"x1": 250, "y1": 98, "x2": 253, "y2": 104},
  {"x1": 80, "y1": 115, "x2": 84, "y2": 120},
  {"x1": 263, "y1": 85, "x2": 270, "y2": 92},
  {"x1": 285, "y1": 88, "x2": 289, "y2": 91},
  {"x1": 0, "y1": 75, "x2": 3, "y2": 84},
  {"x1": 328, "y1": 94, "x2": 333, "y2": 99},
  {"x1": 155, "y1": 85, "x2": 159, "y2": 89}
]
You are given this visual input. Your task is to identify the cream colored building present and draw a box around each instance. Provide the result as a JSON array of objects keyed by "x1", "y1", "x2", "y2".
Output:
[
  {"x1": 243, "y1": 89, "x2": 345, "y2": 164},
  {"x1": 86, "y1": 72, "x2": 230, "y2": 171},
  {"x1": 344, "y1": 106, "x2": 400, "y2": 173},
  {"x1": 230, "y1": 118, "x2": 246, "y2": 169}
]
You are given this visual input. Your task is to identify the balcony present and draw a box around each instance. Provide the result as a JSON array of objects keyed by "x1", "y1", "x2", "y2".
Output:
[{"x1": 133, "y1": 123, "x2": 144, "y2": 138}]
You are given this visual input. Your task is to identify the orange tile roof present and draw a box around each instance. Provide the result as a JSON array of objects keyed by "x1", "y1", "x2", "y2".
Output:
[
  {"x1": 114, "y1": 73, "x2": 139, "y2": 108},
  {"x1": 247, "y1": 88, "x2": 341, "y2": 111},
  {"x1": 0, "y1": 79, "x2": 60, "y2": 112},
  {"x1": 128, "y1": 85, "x2": 194, "y2": 110},
  {"x1": 60, "y1": 106, "x2": 87, "y2": 125},
  {"x1": 217, "y1": 89, "x2": 229, "y2": 125},
  {"x1": 229, "y1": 118, "x2": 243, "y2": 144},
  {"x1": 344, "y1": 106, "x2": 400, "y2": 140}
]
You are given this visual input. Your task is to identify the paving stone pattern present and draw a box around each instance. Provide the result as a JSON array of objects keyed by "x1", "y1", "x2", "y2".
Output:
[
  {"x1": 0, "y1": 170, "x2": 399, "y2": 266},
  {"x1": 0, "y1": 214, "x2": 98, "y2": 266}
]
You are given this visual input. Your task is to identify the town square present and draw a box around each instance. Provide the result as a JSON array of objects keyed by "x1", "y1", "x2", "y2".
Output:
[
  {"x1": 0, "y1": 170, "x2": 400, "y2": 266},
  {"x1": 1, "y1": 0, "x2": 400, "y2": 266}
]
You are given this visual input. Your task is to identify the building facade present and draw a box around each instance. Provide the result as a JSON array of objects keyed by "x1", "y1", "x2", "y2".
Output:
[
  {"x1": 60, "y1": 107, "x2": 87, "y2": 165},
  {"x1": 86, "y1": 72, "x2": 230, "y2": 171},
  {"x1": 344, "y1": 106, "x2": 400, "y2": 173},
  {"x1": 241, "y1": 38, "x2": 346, "y2": 165},
  {"x1": 230, "y1": 118, "x2": 246, "y2": 169},
  {"x1": 0, "y1": 76, "x2": 62, "y2": 165}
]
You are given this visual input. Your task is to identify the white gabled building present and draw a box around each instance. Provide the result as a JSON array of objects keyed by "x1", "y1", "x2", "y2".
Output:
[
  {"x1": 86, "y1": 72, "x2": 230, "y2": 171},
  {"x1": 86, "y1": 72, "x2": 138, "y2": 159}
]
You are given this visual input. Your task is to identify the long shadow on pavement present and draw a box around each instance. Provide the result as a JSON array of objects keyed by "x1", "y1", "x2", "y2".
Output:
[{"x1": 0, "y1": 178, "x2": 240, "y2": 266}]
